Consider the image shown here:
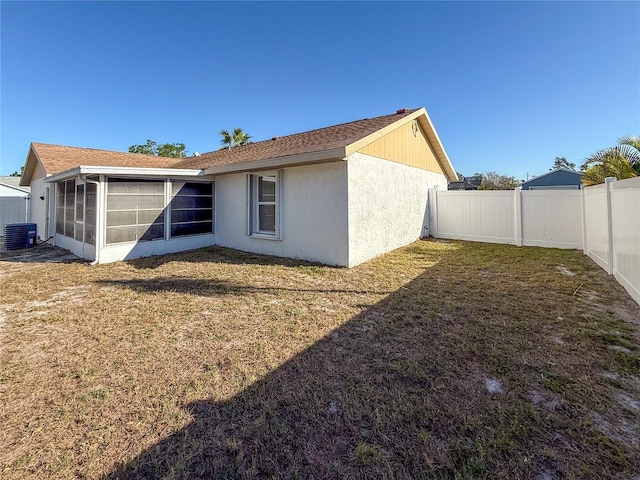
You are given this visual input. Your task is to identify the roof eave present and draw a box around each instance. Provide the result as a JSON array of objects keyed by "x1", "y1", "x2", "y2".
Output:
[
  {"x1": 44, "y1": 166, "x2": 207, "y2": 183},
  {"x1": 0, "y1": 183, "x2": 31, "y2": 194},
  {"x1": 204, "y1": 147, "x2": 347, "y2": 175},
  {"x1": 416, "y1": 110, "x2": 457, "y2": 182},
  {"x1": 20, "y1": 144, "x2": 45, "y2": 186}
]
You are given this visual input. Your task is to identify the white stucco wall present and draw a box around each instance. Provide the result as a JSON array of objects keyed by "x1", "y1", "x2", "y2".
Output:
[
  {"x1": 215, "y1": 161, "x2": 349, "y2": 266},
  {"x1": 98, "y1": 233, "x2": 216, "y2": 263},
  {"x1": 29, "y1": 178, "x2": 48, "y2": 239},
  {"x1": 346, "y1": 152, "x2": 447, "y2": 267}
]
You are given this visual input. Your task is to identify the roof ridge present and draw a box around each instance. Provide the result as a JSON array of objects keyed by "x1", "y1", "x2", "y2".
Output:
[{"x1": 194, "y1": 108, "x2": 420, "y2": 158}]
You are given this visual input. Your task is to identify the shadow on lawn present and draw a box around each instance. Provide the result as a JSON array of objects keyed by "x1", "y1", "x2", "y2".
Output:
[
  {"x1": 101, "y1": 244, "x2": 638, "y2": 479},
  {"x1": 125, "y1": 245, "x2": 330, "y2": 270},
  {"x1": 103, "y1": 267, "x2": 491, "y2": 479},
  {"x1": 95, "y1": 277, "x2": 391, "y2": 297}
]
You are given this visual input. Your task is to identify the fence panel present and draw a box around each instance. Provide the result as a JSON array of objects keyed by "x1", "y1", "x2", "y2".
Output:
[
  {"x1": 435, "y1": 191, "x2": 515, "y2": 244},
  {"x1": 610, "y1": 177, "x2": 640, "y2": 304},
  {"x1": 0, "y1": 196, "x2": 30, "y2": 230},
  {"x1": 431, "y1": 180, "x2": 639, "y2": 306},
  {"x1": 521, "y1": 190, "x2": 583, "y2": 249},
  {"x1": 583, "y1": 183, "x2": 610, "y2": 272}
]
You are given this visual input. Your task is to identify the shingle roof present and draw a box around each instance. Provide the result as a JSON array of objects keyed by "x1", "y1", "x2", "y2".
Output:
[
  {"x1": 175, "y1": 109, "x2": 419, "y2": 170},
  {"x1": 0, "y1": 176, "x2": 28, "y2": 188},
  {"x1": 0, "y1": 176, "x2": 31, "y2": 192},
  {"x1": 31, "y1": 143, "x2": 182, "y2": 175},
  {"x1": 25, "y1": 108, "x2": 446, "y2": 183}
]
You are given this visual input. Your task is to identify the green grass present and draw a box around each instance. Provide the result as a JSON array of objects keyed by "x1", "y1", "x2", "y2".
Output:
[{"x1": 1, "y1": 239, "x2": 639, "y2": 479}]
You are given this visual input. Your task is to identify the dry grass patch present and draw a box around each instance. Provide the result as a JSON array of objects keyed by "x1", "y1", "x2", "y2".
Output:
[{"x1": 1, "y1": 240, "x2": 639, "y2": 479}]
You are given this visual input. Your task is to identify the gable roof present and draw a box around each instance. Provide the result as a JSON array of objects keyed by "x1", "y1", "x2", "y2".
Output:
[
  {"x1": 21, "y1": 143, "x2": 182, "y2": 185},
  {"x1": 521, "y1": 167, "x2": 582, "y2": 187},
  {"x1": 20, "y1": 107, "x2": 457, "y2": 183},
  {"x1": 177, "y1": 109, "x2": 420, "y2": 170}
]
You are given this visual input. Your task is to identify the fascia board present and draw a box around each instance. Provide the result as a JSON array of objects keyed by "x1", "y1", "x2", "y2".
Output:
[
  {"x1": 0, "y1": 183, "x2": 31, "y2": 194},
  {"x1": 416, "y1": 111, "x2": 457, "y2": 182},
  {"x1": 44, "y1": 166, "x2": 206, "y2": 183},
  {"x1": 204, "y1": 147, "x2": 347, "y2": 175},
  {"x1": 20, "y1": 145, "x2": 45, "y2": 186}
]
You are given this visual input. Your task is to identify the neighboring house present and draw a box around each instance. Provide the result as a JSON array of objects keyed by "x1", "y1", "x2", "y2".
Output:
[
  {"x1": 0, "y1": 176, "x2": 31, "y2": 196},
  {"x1": 19, "y1": 107, "x2": 457, "y2": 266},
  {"x1": 0, "y1": 176, "x2": 31, "y2": 229},
  {"x1": 521, "y1": 168, "x2": 583, "y2": 190},
  {"x1": 448, "y1": 174, "x2": 482, "y2": 190}
]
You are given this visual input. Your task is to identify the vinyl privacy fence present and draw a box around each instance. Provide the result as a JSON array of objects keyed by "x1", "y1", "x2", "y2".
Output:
[
  {"x1": 0, "y1": 196, "x2": 30, "y2": 230},
  {"x1": 429, "y1": 177, "x2": 640, "y2": 305}
]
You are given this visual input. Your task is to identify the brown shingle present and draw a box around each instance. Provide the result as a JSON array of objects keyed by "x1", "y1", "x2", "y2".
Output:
[
  {"x1": 30, "y1": 109, "x2": 419, "y2": 176},
  {"x1": 175, "y1": 109, "x2": 419, "y2": 170},
  {"x1": 31, "y1": 143, "x2": 183, "y2": 175}
]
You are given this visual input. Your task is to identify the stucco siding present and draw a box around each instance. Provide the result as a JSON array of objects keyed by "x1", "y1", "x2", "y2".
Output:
[
  {"x1": 29, "y1": 178, "x2": 48, "y2": 239},
  {"x1": 347, "y1": 152, "x2": 447, "y2": 267},
  {"x1": 215, "y1": 161, "x2": 349, "y2": 266},
  {"x1": 98, "y1": 234, "x2": 216, "y2": 263}
]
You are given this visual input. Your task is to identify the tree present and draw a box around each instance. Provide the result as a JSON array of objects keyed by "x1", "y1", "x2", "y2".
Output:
[
  {"x1": 478, "y1": 171, "x2": 520, "y2": 190},
  {"x1": 618, "y1": 135, "x2": 640, "y2": 174},
  {"x1": 581, "y1": 135, "x2": 640, "y2": 185},
  {"x1": 220, "y1": 128, "x2": 252, "y2": 149},
  {"x1": 551, "y1": 157, "x2": 576, "y2": 170},
  {"x1": 129, "y1": 140, "x2": 158, "y2": 156},
  {"x1": 156, "y1": 143, "x2": 187, "y2": 158},
  {"x1": 582, "y1": 156, "x2": 637, "y2": 186},
  {"x1": 128, "y1": 140, "x2": 187, "y2": 158},
  {"x1": 10, "y1": 166, "x2": 24, "y2": 177}
]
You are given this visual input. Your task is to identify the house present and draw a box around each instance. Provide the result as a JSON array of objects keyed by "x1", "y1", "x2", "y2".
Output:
[
  {"x1": 19, "y1": 107, "x2": 457, "y2": 267},
  {"x1": 521, "y1": 168, "x2": 582, "y2": 190},
  {"x1": 0, "y1": 176, "x2": 31, "y2": 196},
  {"x1": 448, "y1": 174, "x2": 482, "y2": 190},
  {"x1": 0, "y1": 176, "x2": 31, "y2": 229}
]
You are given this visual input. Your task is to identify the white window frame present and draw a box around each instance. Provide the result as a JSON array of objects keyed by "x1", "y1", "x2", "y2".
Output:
[{"x1": 247, "y1": 171, "x2": 281, "y2": 240}]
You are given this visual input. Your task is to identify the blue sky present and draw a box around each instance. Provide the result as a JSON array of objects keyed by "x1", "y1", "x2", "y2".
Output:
[{"x1": 1, "y1": 1, "x2": 639, "y2": 181}]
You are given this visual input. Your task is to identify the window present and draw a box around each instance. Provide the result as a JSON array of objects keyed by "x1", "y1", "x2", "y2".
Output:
[
  {"x1": 248, "y1": 172, "x2": 280, "y2": 238},
  {"x1": 75, "y1": 183, "x2": 84, "y2": 242},
  {"x1": 55, "y1": 179, "x2": 76, "y2": 238},
  {"x1": 105, "y1": 179, "x2": 165, "y2": 244},
  {"x1": 84, "y1": 182, "x2": 97, "y2": 246},
  {"x1": 170, "y1": 182, "x2": 214, "y2": 237}
]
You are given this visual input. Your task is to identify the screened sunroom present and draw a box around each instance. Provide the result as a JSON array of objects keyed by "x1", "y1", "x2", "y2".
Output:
[{"x1": 46, "y1": 168, "x2": 216, "y2": 263}]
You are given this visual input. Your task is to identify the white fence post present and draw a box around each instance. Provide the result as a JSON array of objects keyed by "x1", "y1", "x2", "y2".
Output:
[
  {"x1": 580, "y1": 186, "x2": 587, "y2": 254},
  {"x1": 514, "y1": 187, "x2": 523, "y2": 246},
  {"x1": 431, "y1": 188, "x2": 439, "y2": 239},
  {"x1": 605, "y1": 177, "x2": 616, "y2": 275}
]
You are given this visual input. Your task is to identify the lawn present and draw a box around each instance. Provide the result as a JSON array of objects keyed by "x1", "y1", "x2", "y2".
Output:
[{"x1": 1, "y1": 239, "x2": 639, "y2": 479}]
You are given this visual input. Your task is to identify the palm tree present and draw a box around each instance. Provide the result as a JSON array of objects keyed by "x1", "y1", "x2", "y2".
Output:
[
  {"x1": 220, "y1": 128, "x2": 252, "y2": 149},
  {"x1": 581, "y1": 135, "x2": 640, "y2": 185},
  {"x1": 618, "y1": 135, "x2": 640, "y2": 174},
  {"x1": 582, "y1": 155, "x2": 638, "y2": 186}
]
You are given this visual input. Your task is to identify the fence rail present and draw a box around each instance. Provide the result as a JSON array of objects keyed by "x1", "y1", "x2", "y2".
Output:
[{"x1": 429, "y1": 177, "x2": 640, "y2": 305}]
